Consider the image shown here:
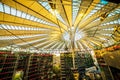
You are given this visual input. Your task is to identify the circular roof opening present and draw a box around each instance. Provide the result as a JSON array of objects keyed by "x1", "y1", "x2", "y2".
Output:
[{"x1": 63, "y1": 27, "x2": 84, "y2": 41}]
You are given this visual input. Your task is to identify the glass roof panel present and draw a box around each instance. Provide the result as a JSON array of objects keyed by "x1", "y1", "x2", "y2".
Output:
[
  {"x1": 34, "y1": 40, "x2": 51, "y2": 47},
  {"x1": 26, "y1": 14, "x2": 31, "y2": 19},
  {"x1": 103, "y1": 28, "x2": 114, "y2": 30},
  {"x1": 11, "y1": 25, "x2": 15, "y2": 30},
  {"x1": 46, "y1": 5, "x2": 51, "y2": 10},
  {"x1": 0, "y1": 1, "x2": 119, "y2": 52},
  {"x1": 51, "y1": 42, "x2": 60, "y2": 49},
  {"x1": 17, "y1": 38, "x2": 47, "y2": 46},
  {"x1": 4, "y1": 4, "x2": 10, "y2": 14},
  {"x1": 101, "y1": 19, "x2": 120, "y2": 26},
  {"x1": 11, "y1": 7, "x2": 16, "y2": 16},
  {"x1": 21, "y1": 12, "x2": 27, "y2": 18},
  {"x1": 0, "y1": 3, "x2": 56, "y2": 27},
  {"x1": 37, "y1": 19, "x2": 40, "y2": 22},
  {"x1": 30, "y1": 16, "x2": 35, "y2": 20},
  {"x1": 16, "y1": 10, "x2": 22, "y2": 17},
  {"x1": 108, "y1": 8, "x2": 120, "y2": 17},
  {"x1": 34, "y1": 17, "x2": 38, "y2": 22},
  {"x1": 100, "y1": 0, "x2": 108, "y2": 5},
  {"x1": 38, "y1": 1, "x2": 65, "y2": 24},
  {"x1": 118, "y1": 19, "x2": 120, "y2": 23},
  {"x1": 83, "y1": 2, "x2": 107, "y2": 21},
  {"x1": 43, "y1": 41, "x2": 56, "y2": 48},
  {"x1": 0, "y1": 2, "x2": 4, "y2": 12},
  {"x1": 17, "y1": 34, "x2": 47, "y2": 39},
  {"x1": 1, "y1": 24, "x2": 50, "y2": 31}
]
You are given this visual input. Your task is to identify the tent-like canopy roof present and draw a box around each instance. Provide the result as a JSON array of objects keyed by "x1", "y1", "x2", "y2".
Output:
[{"x1": 0, "y1": 0, "x2": 120, "y2": 53}]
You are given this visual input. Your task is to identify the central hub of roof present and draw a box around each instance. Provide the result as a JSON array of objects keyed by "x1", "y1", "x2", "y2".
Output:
[{"x1": 63, "y1": 27, "x2": 84, "y2": 41}]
